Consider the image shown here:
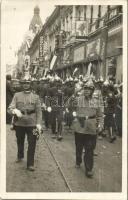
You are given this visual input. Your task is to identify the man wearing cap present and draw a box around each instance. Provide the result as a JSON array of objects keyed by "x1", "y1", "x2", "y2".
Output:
[
  {"x1": 72, "y1": 78, "x2": 103, "y2": 178},
  {"x1": 8, "y1": 75, "x2": 42, "y2": 171}
]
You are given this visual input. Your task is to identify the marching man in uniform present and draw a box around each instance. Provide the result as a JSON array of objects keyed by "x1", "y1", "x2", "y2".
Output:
[
  {"x1": 8, "y1": 74, "x2": 42, "y2": 171},
  {"x1": 72, "y1": 78, "x2": 104, "y2": 178},
  {"x1": 48, "y1": 74, "x2": 64, "y2": 140}
]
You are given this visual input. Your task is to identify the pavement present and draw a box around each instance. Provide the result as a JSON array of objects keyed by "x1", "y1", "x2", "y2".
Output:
[{"x1": 6, "y1": 124, "x2": 122, "y2": 192}]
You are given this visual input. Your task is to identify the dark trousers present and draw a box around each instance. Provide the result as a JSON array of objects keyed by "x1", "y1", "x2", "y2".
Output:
[
  {"x1": 15, "y1": 126, "x2": 37, "y2": 167},
  {"x1": 74, "y1": 132, "x2": 96, "y2": 172},
  {"x1": 50, "y1": 110, "x2": 63, "y2": 135},
  {"x1": 43, "y1": 110, "x2": 49, "y2": 128},
  {"x1": 65, "y1": 112, "x2": 73, "y2": 128}
]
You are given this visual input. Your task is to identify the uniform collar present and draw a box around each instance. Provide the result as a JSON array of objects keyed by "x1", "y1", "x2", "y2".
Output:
[{"x1": 23, "y1": 90, "x2": 31, "y2": 94}]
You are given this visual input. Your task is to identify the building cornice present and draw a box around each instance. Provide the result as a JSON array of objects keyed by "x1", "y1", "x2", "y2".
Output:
[{"x1": 40, "y1": 6, "x2": 60, "y2": 35}]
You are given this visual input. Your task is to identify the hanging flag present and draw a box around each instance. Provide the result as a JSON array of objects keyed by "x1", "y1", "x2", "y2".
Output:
[
  {"x1": 86, "y1": 62, "x2": 92, "y2": 77},
  {"x1": 100, "y1": 26, "x2": 108, "y2": 78}
]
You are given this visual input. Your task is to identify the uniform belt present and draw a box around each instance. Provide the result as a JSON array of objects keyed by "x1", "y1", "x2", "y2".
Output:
[
  {"x1": 77, "y1": 115, "x2": 96, "y2": 120},
  {"x1": 21, "y1": 110, "x2": 35, "y2": 115}
]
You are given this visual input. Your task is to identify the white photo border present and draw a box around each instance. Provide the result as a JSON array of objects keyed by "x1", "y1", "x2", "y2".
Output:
[{"x1": 0, "y1": 0, "x2": 127, "y2": 199}]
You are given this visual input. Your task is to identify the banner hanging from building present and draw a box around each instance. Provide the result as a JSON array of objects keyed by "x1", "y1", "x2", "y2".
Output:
[
  {"x1": 100, "y1": 26, "x2": 108, "y2": 61},
  {"x1": 39, "y1": 36, "x2": 44, "y2": 62},
  {"x1": 50, "y1": 55, "x2": 57, "y2": 70},
  {"x1": 100, "y1": 26, "x2": 108, "y2": 77},
  {"x1": 86, "y1": 37, "x2": 101, "y2": 60},
  {"x1": 73, "y1": 46, "x2": 85, "y2": 63}
]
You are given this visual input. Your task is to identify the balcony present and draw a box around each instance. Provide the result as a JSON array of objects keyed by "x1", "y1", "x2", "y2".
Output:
[
  {"x1": 104, "y1": 6, "x2": 122, "y2": 29},
  {"x1": 89, "y1": 16, "x2": 105, "y2": 33}
]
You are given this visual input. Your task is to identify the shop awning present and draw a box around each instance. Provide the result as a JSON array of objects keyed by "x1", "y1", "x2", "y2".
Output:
[{"x1": 50, "y1": 55, "x2": 57, "y2": 70}]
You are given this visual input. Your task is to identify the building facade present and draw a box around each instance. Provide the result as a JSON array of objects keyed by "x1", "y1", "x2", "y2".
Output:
[
  {"x1": 26, "y1": 5, "x2": 123, "y2": 83},
  {"x1": 16, "y1": 5, "x2": 43, "y2": 78}
]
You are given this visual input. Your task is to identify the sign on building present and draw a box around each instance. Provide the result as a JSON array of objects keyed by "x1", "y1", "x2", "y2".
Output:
[
  {"x1": 63, "y1": 48, "x2": 71, "y2": 65},
  {"x1": 100, "y1": 26, "x2": 108, "y2": 61},
  {"x1": 73, "y1": 46, "x2": 85, "y2": 63},
  {"x1": 39, "y1": 36, "x2": 44, "y2": 62},
  {"x1": 86, "y1": 38, "x2": 101, "y2": 58}
]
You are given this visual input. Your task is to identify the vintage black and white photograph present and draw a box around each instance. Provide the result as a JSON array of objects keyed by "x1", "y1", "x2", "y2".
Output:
[{"x1": 0, "y1": 0, "x2": 127, "y2": 199}]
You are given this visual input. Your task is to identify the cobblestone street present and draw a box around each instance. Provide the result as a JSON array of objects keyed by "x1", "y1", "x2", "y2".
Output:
[{"x1": 6, "y1": 124, "x2": 122, "y2": 192}]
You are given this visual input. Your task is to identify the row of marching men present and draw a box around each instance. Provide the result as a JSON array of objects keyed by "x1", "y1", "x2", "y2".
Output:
[
  {"x1": 7, "y1": 71, "x2": 122, "y2": 177},
  {"x1": 33, "y1": 72, "x2": 122, "y2": 143},
  {"x1": 33, "y1": 72, "x2": 122, "y2": 178}
]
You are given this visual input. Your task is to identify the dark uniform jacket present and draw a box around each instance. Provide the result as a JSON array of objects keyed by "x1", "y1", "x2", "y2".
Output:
[{"x1": 72, "y1": 94, "x2": 104, "y2": 135}]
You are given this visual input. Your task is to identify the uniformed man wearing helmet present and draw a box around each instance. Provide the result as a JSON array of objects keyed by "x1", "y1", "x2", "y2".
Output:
[
  {"x1": 8, "y1": 74, "x2": 42, "y2": 171},
  {"x1": 64, "y1": 76, "x2": 75, "y2": 129},
  {"x1": 72, "y1": 78, "x2": 103, "y2": 178},
  {"x1": 48, "y1": 75, "x2": 64, "y2": 140},
  {"x1": 104, "y1": 81, "x2": 117, "y2": 143}
]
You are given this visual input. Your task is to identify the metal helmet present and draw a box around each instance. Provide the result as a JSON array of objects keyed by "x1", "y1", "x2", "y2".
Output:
[
  {"x1": 103, "y1": 79, "x2": 109, "y2": 87},
  {"x1": 83, "y1": 78, "x2": 95, "y2": 90},
  {"x1": 20, "y1": 73, "x2": 31, "y2": 83}
]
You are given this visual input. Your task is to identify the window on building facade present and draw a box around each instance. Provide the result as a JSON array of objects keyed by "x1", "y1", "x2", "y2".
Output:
[
  {"x1": 63, "y1": 19, "x2": 65, "y2": 31},
  {"x1": 110, "y1": 5, "x2": 115, "y2": 8},
  {"x1": 101, "y1": 6, "x2": 108, "y2": 17},
  {"x1": 76, "y1": 6, "x2": 81, "y2": 21},
  {"x1": 107, "y1": 5, "x2": 110, "y2": 13},
  {"x1": 66, "y1": 16, "x2": 69, "y2": 32},
  {"x1": 70, "y1": 14, "x2": 72, "y2": 32},
  {"x1": 90, "y1": 6, "x2": 93, "y2": 24},
  {"x1": 92, "y1": 5, "x2": 99, "y2": 23},
  {"x1": 86, "y1": 5, "x2": 91, "y2": 22},
  {"x1": 80, "y1": 6, "x2": 85, "y2": 21},
  {"x1": 84, "y1": 6, "x2": 87, "y2": 20},
  {"x1": 98, "y1": 6, "x2": 101, "y2": 18},
  {"x1": 79, "y1": 10, "x2": 81, "y2": 20}
]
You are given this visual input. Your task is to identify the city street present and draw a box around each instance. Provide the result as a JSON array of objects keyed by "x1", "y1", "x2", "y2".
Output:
[
  {"x1": 2, "y1": 2, "x2": 126, "y2": 200},
  {"x1": 6, "y1": 124, "x2": 122, "y2": 192}
]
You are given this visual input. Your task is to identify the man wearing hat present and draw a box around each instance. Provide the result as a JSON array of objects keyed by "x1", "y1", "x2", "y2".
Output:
[
  {"x1": 8, "y1": 74, "x2": 42, "y2": 171},
  {"x1": 72, "y1": 78, "x2": 103, "y2": 178}
]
